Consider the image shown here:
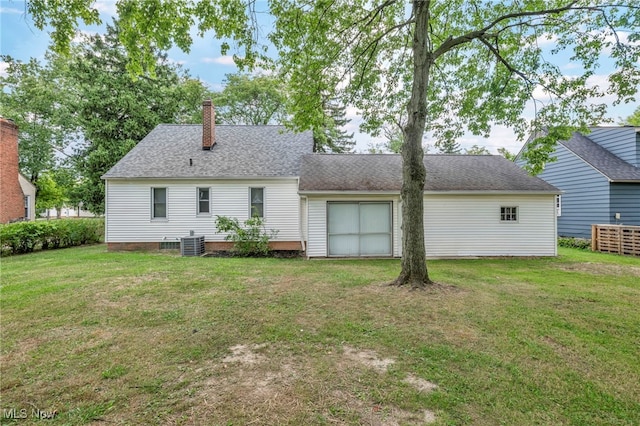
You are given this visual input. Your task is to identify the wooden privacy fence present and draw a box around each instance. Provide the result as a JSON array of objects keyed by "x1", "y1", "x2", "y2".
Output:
[{"x1": 591, "y1": 224, "x2": 640, "y2": 256}]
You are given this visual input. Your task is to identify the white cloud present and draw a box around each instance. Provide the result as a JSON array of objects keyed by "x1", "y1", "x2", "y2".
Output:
[
  {"x1": 207, "y1": 82, "x2": 224, "y2": 92},
  {"x1": 562, "y1": 62, "x2": 582, "y2": 70},
  {"x1": 0, "y1": 7, "x2": 23, "y2": 14},
  {"x1": 94, "y1": 1, "x2": 118, "y2": 16},
  {"x1": 534, "y1": 33, "x2": 559, "y2": 47},
  {"x1": 202, "y1": 56, "x2": 236, "y2": 66},
  {"x1": 166, "y1": 57, "x2": 187, "y2": 66},
  {"x1": 0, "y1": 61, "x2": 9, "y2": 78},
  {"x1": 72, "y1": 30, "x2": 98, "y2": 43}
]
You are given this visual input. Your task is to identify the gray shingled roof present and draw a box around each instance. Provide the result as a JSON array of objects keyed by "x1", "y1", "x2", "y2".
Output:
[
  {"x1": 299, "y1": 154, "x2": 560, "y2": 192},
  {"x1": 560, "y1": 132, "x2": 640, "y2": 182},
  {"x1": 102, "y1": 124, "x2": 314, "y2": 179}
]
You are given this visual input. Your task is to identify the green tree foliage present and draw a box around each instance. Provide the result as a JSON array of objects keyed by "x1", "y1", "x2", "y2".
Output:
[
  {"x1": 211, "y1": 73, "x2": 354, "y2": 152},
  {"x1": 367, "y1": 125, "x2": 403, "y2": 154},
  {"x1": 0, "y1": 55, "x2": 76, "y2": 183},
  {"x1": 34, "y1": 173, "x2": 65, "y2": 213},
  {"x1": 497, "y1": 147, "x2": 516, "y2": 161},
  {"x1": 622, "y1": 106, "x2": 640, "y2": 126},
  {"x1": 465, "y1": 145, "x2": 491, "y2": 155},
  {"x1": 29, "y1": 1, "x2": 640, "y2": 287},
  {"x1": 68, "y1": 22, "x2": 208, "y2": 214},
  {"x1": 212, "y1": 73, "x2": 288, "y2": 125}
]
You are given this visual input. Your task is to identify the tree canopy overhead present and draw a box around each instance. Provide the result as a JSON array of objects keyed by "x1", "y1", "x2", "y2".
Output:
[
  {"x1": 212, "y1": 73, "x2": 288, "y2": 126},
  {"x1": 26, "y1": 0, "x2": 640, "y2": 287}
]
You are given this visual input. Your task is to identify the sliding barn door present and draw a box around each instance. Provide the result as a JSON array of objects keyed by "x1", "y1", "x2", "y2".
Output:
[{"x1": 327, "y1": 202, "x2": 392, "y2": 256}]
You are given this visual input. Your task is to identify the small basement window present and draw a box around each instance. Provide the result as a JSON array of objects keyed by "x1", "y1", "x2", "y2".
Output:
[
  {"x1": 160, "y1": 241, "x2": 180, "y2": 250},
  {"x1": 500, "y1": 206, "x2": 518, "y2": 222}
]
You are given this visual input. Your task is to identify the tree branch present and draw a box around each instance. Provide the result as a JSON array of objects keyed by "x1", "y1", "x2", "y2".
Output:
[{"x1": 432, "y1": 1, "x2": 583, "y2": 60}]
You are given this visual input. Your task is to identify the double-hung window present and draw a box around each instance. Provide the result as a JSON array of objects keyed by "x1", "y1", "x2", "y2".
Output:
[
  {"x1": 197, "y1": 187, "x2": 210, "y2": 215},
  {"x1": 24, "y1": 195, "x2": 30, "y2": 219},
  {"x1": 250, "y1": 187, "x2": 264, "y2": 218},
  {"x1": 152, "y1": 187, "x2": 167, "y2": 219},
  {"x1": 500, "y1": 206, "x2": 517, "y2": 222}
]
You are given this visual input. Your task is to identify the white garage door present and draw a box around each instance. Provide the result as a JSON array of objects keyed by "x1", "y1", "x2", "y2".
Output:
[{"x1": 327, "y1": 202, "x2": 392, "y2": 256}]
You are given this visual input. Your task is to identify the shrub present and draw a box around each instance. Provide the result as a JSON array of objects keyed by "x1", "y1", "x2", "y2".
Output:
[
  {"x1": 215, "y1": 215, "x2": 279, "y2": 256},
  {"x1": 0, "y1": 218, "x2": 104, "y2": 256},
  {"x1": 558, "y1": 237, "x2": 591, "y2": 250}
]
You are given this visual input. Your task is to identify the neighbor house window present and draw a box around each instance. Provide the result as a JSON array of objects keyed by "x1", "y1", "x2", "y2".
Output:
[
  {"x1": 197, "y1": 187, "x2": 210, "y2": 215},
  {"x1": 500, "y1": 206, "x2": 517, "y2": 222},
  {"x1": 556, "y1": 195, "x2": 562, "y2": 217},
  {"x1": 24, "y1": 195, "x2": 30, "y2": 220},
  {"x1": 250, "y1": 187, "x2": 264, "y2": 217},
  {"x1": 152, "y1": 187, "x2": 167, "y2": 219}
]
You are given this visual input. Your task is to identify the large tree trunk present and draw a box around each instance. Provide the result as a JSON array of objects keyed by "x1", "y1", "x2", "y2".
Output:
[{"x1": 392, "y1": 0, "x2": 432, "y2": 288}]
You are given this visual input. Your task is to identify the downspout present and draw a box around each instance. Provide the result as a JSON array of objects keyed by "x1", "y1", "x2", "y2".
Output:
[
  {"x1": 299, "y1": 193, "x2": 307, "y2": 254},
  {"x1": 104, "y1": 180, "x2": 109, "y2": 244}
]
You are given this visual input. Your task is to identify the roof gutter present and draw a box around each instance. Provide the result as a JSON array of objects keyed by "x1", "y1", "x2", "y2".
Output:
[
  {"x1": 298, "y1": 189, "x2": 561, "y2": 195},
  {"x1": 103, "y1": 176, "x2": 300, "y2": 181}
]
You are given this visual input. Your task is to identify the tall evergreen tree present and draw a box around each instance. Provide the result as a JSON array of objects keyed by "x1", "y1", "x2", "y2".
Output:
[
  {"x1": 313, "y1": 101, "x2": 355, "y2": 153},
  {"x1": 436, "y1": 139, "x2": 462, "y2": 154}
]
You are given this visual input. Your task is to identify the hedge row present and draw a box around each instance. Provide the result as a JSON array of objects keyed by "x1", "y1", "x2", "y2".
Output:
[
  {"x1": 0, "y1": 218, "x2": 104, "y2": 256},
  {"x1": 558, "y1": 236, "x2": 592, "y2": 250}
]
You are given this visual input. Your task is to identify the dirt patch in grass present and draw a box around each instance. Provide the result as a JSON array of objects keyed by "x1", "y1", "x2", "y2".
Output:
[
  {"x1": 342, "y1": 345, "x2": 395, "y2": 373},
  {"x1": 175, "y1": 343, "x2": 437, "y2": 425},
  {"x1": 558, "y1": 262, "x2": 640, "y2": 276},
  {"x1": 222, "y1": 343, "x2": 269, "y2": 364},
  {"x1": 403, "y1": 374, "x2": 438, "y2": 394}
]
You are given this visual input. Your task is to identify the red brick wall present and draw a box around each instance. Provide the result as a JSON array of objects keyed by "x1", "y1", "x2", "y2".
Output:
[
  {"x1": 0, "y1": 118, "x2": 25, "y2": 223},
  {"x1": 202, "y1": 100, "x2": 215, "y2": 150}
]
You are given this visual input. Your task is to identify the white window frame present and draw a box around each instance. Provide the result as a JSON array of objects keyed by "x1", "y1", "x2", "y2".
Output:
[
  {"x1": 197, "y1": 187, "x2": 211, "y2": 216},
  {"x1": 556, "y1": 195, "x2": 562, "y2": 217},
  {"x1": 500, "y1": 206, "x2": 518, "y2": 222},
  {"x1": 151, "y1": 187, "x2": 168, "y2": 220},
  {"x1": 249, "y1": 187, "x2": 265, "y2": 218},
  {"x1": 24, "y1": 195, "x2": 30, "y2": 220}
]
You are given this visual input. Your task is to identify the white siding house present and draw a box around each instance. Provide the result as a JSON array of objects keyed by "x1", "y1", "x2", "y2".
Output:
[
  {"x1": 102, "y1": 101, "x2": 314, "y2": 251},
  {"x1": 105, "y1": 178, "x2": 301, "y2": 246},
  {"x1": 299, "y1": 154, "x2": 559, "y2": 258},
  {"x1": 103, "y1": 101, "x2": 559, "y2": 257},
  {"x1": 423, "y1": 194, "x2": 557, "y2": 257},
  {"x1": 18, "y1": 174, "x2": 36, "y2": 221}
]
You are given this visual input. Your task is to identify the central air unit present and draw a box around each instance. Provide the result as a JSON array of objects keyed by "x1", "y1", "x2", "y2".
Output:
[{"x1": 181, "y1": 233, "x2": 205, "y2": 256}]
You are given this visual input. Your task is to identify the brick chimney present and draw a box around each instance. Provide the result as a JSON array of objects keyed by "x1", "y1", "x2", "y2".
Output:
[
  {"x1": 202, "y1": 99, "x2": 216, "y2": 150},
  {"x1": 0, "y1": 117, "x2": 26, "y2": 223}
]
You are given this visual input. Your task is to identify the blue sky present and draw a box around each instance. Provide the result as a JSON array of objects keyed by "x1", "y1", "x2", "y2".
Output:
[{"x1": 1, "y1": 0, "x2": 637, "y2": 154}]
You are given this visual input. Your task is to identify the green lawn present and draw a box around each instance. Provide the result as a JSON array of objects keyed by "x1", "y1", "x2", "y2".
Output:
[{"x1": 1, "y1": 246, "x2": 639, "y2": 425}]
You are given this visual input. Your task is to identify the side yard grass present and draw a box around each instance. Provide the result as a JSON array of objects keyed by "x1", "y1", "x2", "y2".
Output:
[{"x1": 1, "y1": 246, "x2": 639, "y2": 425}]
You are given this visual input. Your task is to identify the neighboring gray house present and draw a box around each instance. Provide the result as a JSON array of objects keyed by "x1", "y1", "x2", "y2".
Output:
[
  {"x1": 103, "y1": 101, "x2": 560, "y2": 257},
  {"x1": 516, "y1": 126, "x2": 640, "y2": 238}
]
